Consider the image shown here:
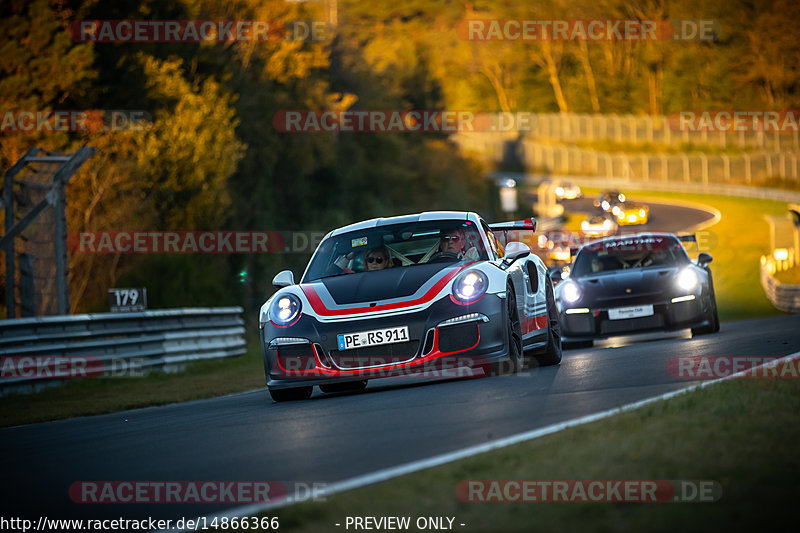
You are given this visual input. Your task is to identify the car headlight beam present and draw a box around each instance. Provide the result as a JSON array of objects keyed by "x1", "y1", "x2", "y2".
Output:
[
  {"x1": 676, "y1": 268, "x2": 699, "y2": 292},
  {"x1": 269, "y1": 293, "x2": 302, "y2": 326},
  {"x1": 452, "y1": 270, "x2": 488, "y2": 303},
  {"x1": 561, "y1": 281, "x2": 581, "y2": 303}
]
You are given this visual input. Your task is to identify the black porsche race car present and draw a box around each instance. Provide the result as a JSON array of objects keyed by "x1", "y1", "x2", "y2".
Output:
[{"x1": 554, "y1": 233, "x2": 719, "y2": 346}]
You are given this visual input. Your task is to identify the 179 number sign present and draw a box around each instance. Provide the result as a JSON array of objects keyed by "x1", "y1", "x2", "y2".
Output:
[{"x1": 108, "y1": 288, "x2": 147, "y2": 313}]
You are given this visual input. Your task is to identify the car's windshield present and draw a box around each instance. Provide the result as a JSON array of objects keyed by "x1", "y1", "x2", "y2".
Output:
[
  {"x1": 303, "y1": 220, "x2": 488, "y2": 282},
  {"x1": 571, "y1": 236, "x2": 688, "y2": 277}
]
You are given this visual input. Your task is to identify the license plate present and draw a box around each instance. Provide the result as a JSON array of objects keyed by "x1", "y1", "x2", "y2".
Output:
[
  {"x1": 608, "y1": 305, "x2": 654, "y2": 320},
  {"x1": 337, "y1": 326, "x2": 409, "y2": 351}
]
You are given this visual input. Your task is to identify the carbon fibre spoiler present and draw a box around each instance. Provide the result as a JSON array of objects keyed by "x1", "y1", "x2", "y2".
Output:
[{"x1": 489, "y1": 218, "x2": 537, "y2": 232}]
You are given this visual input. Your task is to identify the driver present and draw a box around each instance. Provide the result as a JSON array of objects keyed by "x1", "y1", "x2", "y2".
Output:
[{"x1": 436, "y1": 229, "x2": 480, "y2": 261}]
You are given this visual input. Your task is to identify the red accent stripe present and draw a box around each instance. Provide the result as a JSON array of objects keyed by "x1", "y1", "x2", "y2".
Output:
[
  {"x1": 521, "y1": 313, "x2": 548, "y2": 334},
  {"x1": 301, "y1": 264, "x2": 471, "y2": 317}
]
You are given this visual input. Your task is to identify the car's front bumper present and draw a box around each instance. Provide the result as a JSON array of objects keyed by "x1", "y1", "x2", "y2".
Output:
[
  {"x1": 559, "y1": 295, "x2": 707, "y2": 341},
  {"x1": 260, "y1": 294, "x2": 509, "y2": 389}
]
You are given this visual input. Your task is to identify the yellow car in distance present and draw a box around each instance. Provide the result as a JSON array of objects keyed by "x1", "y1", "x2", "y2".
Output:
[{"x1": 615, "y1": 202, "x2": 650, "y2": 225}]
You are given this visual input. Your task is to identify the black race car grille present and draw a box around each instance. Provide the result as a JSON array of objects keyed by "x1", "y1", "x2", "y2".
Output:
[
  {"x1": 438, "y1": 323, "x2": 480, "y2": 353},
  {"x1": 330, "y1": 341, "x2": 420, "y2": 369},
  {"x1": 276, "y1": 345, "x2": 317, "y2": 372},
  {"x1": 600, "y1": 314, "x2": 664, "y2": 335}
]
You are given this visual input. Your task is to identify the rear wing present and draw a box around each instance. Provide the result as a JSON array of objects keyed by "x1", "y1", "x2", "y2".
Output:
[
  {"x1": 489, "y1": 218, "x2": 536, "y2": 232},
  {"x1": 677, "y1": 234, "x2": 697, "y2": 243}
]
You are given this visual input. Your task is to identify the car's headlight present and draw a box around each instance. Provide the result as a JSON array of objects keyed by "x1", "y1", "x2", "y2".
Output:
[
  {"x1": 676, "y1": 268, "x2": 699, "y2": 291},
  {"x1": 269, "y1": 293, "x2": 302, "y2": 326},
  {"x1": 581, "y1": 220, "x2": 590, "y2": 231},
  {"x1": 452, "y1": 270, "x2": 488, "y2": 303},
  {"x1": 561, "y1": 281, "x2": 581, "y2": 303}
]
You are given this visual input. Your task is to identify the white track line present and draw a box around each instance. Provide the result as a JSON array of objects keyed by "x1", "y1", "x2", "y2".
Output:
[{"x1": 162, "y1": 350, "x2": 800, "y2": 531}]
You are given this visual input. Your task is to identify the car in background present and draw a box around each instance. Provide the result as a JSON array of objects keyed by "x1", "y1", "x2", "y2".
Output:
[
  {"x1": 593, "y1": 191, "x2": 626, "y2": 213},
  {"x1": 259, "y1": 212, "x2": 562, "y2": 401},
  {"x1": 581, "y1": 213, "x2": 619, "y2": 237},
  {"x1": 554, "y1": 182, "x2": 582, "y2": 200},
  {"x1": 614, "y1": 201, "x2": 650, "y2": 226},
  {"x1": 554, "y1": 233, "x2": 719, "y2": 347}
]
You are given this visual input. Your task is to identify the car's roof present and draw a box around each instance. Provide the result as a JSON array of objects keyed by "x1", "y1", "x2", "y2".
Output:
[{"x1": 329, "y1": 211, "x2": 479, "y2": 237}]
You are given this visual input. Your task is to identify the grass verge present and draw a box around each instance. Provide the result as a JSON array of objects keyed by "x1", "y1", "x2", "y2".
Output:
[
  {"x1": 0, "y1": 339, "x2": 266, "y2": 428},
  {"x1": 272, "y1": 377, "x2": 800, "y2": 533}
]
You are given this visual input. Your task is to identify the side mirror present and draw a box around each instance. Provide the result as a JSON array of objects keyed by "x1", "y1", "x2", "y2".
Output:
[
  {"x1": 502, "y1": 242, "x2": 531, "y2": 269},
  {"x1": 697, "y1": 253, "x2": 713, "y2": 266},
  {"x1": 548, "y1": 269, "x2": 563, "y2": 283},
  {"x1": 272, "y1": 270, "x2": 295, "y2": 288}
]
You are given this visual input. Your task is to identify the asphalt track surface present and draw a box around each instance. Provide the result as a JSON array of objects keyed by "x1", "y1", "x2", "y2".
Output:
[
  {"x1": 2, "y1": 315, "x2": 798, "y2": 525},
  {"x1": 532, "y1": 193, "x2": 717, "y2": 234}
]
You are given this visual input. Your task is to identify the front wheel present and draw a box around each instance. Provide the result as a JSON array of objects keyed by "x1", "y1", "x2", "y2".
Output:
[
  {"x1": 692, "y1": 278, "x2": 720, "y2": 336},
  {"x1": 534, "y1": 278, "x2": 562, "y2": 366},
  {"x1": 269, "y1": 386, "x2": 313, "y2": 402},
  {"x1": 492, "y1": 284, "x2": 523, "y2": 376}
]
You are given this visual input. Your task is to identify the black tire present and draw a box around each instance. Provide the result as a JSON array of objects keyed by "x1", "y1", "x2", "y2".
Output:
[
  {"x1": 534, "y1": 278, "x2": 563, "y2": 366},
  {"x1": 319, "y1": 380, "x2": 368, "y2": 394},
  {"x1": 692, "y1": 276, "x2": 720, "y2": 336},
  {"x1": 493, "y1": 284, "x2": 523, "y2": 376},
  {"x1": 269, "y1": 386, "x2": 313, "y2": 402}
]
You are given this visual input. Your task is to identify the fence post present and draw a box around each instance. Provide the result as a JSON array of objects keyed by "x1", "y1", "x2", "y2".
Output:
[
  {"x1": 699, "y1": 153, "x2": 709, "y2": 185},
  {"x1": 682, "y1": 154, "x2": 690, "y2": 182},
  {"x1": 744, "y1": 153, "x2": 752, "y2": 183},
  {"x1": 721, "y1": 154, "x2": 730, "y2": 182}
]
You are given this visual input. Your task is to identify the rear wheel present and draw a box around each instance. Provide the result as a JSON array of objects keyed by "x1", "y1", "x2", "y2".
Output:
[
  {"x1": 319, "y1": 380, "x2": 368, "y2": 394},
  {"x1": 269, "y1": 386, "x2": 313, "y2": 402},
  {"x1": 534, "y1": 278, "x2": 563, "y2": 366}
]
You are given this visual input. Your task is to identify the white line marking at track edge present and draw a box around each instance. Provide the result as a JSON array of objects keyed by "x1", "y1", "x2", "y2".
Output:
[{"x1": 161, "y1": 350, "x2": 800, "y2": 532}]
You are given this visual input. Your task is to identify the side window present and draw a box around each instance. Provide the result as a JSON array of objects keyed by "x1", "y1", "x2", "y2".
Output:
[{"x1": 480, "y1": 221, "x2": 502, "y2": 260}]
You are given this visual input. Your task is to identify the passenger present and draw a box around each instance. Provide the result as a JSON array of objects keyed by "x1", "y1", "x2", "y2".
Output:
[{"x1": 365, "y1": 246, "x2": 392, "y2": 271}]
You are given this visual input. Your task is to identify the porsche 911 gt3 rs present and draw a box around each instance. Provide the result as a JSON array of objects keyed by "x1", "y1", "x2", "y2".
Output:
[
  {"x1": 555, "y1": 233, "x2": 719, "y2": 346},
  {"x1": 259, "y1": 212, "x2": 562, "y2": 401}
]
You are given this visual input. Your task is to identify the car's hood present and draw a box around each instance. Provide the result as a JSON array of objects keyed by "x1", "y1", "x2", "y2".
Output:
[
  {"x1": 311, "y1": 262, "x2": 461, "y2": 305},
  {"x1": 574, "y1": 267, "x2": 679, "y2": 300}
]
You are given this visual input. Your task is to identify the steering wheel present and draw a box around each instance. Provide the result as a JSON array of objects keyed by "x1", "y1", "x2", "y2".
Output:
[{"x1": 429, "y1": 251, "x2": 460, "y2": 262}]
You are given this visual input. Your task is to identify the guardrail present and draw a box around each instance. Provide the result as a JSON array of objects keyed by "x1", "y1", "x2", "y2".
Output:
[
  {"x1": 0, "y1": 307, "x2": 246, "y2": 395},
  {"x1": 761, "y1": 254, "x2": 800, "y2": 313}
]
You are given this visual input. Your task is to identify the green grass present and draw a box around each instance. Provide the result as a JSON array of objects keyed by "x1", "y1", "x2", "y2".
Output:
[
  {"x1": 269, "y1": 378, "x2": 800, "y2": 533},
  {"x1": 0, "y1": 339, "x2": 267, "y2": 428}
]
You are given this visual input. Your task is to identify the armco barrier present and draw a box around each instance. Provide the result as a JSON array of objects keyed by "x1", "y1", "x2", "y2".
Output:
[
  {"x1": 761, "y1": 258, "x2": 800, "y2": 313},
  {"x1": 0, "y1": 307, "x2": 246, "y2": 395}
]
